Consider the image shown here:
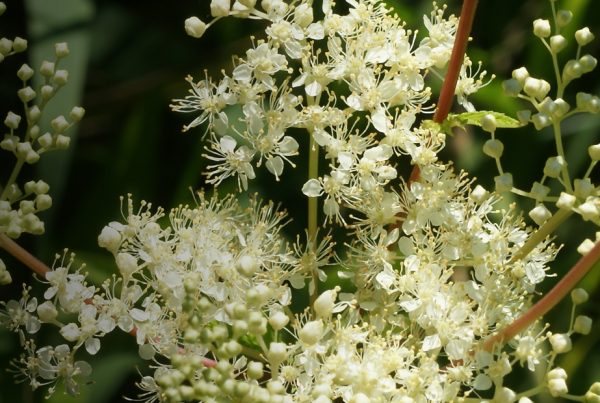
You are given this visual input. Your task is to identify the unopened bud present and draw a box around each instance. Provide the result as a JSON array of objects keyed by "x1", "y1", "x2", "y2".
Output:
[
  {"x1": 529, "y1": 204, "x2": 551, "y2": 225},
  {"x1": 571, "y1": 288, "x2": 589, "y2": 305},
  {"x1": 543, "y1": 156, "x2": 565, "y2": 178},
  {"x1": 549, "y1": 333, "x2": 572, "y2": 354},
  {"x1": 533, "y1": 19, "x2": 551, "y2": 38},
  {"x1": 556, "y1": 10, "x2": 573, "y2": 27},
  {"x1": 480, "y1": 114, "x2": 497, "y2": 133},
  {"x1": 574, "y1": 315, "x2": 592, "y2": 335},
  {"x1": 54, "y1": 42, "x2": 69, "y2": 58},
  {"x1": 185, "y1": 17, "x2": 207, "y2": 38},
  {"x1": 483, "y1": 139, "x2": 504, "y2": 159},
  {"x1": 17, "y1": 64, "x2": 34, "y2": 81},
  {"x1": 494, "y1": 173, "x2": 513, "y2": 192},
  {"x1": 575, "y1": 27, "x2": 595, "y2": 47},
  {"x1": 550, "y1": 35, "x2": 568, "y2": 53}
]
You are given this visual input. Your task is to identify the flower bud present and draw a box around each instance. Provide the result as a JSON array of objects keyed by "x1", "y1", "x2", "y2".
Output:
[
  {"x1": 40, "y1": 60, "x2": 55, "y2": 77},
  {"x1": 575, "y1": 27, "x2": 595, "y2": 46},
  {"x1": 268, "y1": 310, "x2": 289, "y2": 330},
  {"x1": 35, "y1": 194, "x2": 52, "y2": 211},
  {"x1": 530, "y1": 182, "x2": 550, "y2": 201},
  {"x1": 0, "y1": 38, "x2": 12, "y2": 55},
  {"x1": 12, "y1": 37, "x2": 27, "y2": 52},
  {"x1": 549, "y1": 333, "x2": 572, "y2": 354},
  {"x1": 523, "y1": 77, "x2": 550, "y2": 100},
  {"x1": 17, "y1": 87, "x2": 36, "y2": 103},
  {"x1": 529, "y1": 204, "x2": 551, "y2": 225},
  {"x1": 298, "y1": 320, "x2": 323, "y2": 345},
  {"x1": 17, "y1": 64, "x2": 34, "y2": 81},
  {"x1": 550, "y1": 35, "x2": 567, "y2": 53},
  {"x1": 98, "y1": 225, "x2": 122, "y2": 252},
  {"x1": 574, "y1": 315, "x2": 592, "y2": 335},
  {"x1": 576, "y1": 200, "x2": 599, "y2": 221},
  {"x1": 185, "y1": 17, "x2": 207, "y2": 38},
  {"x1": 247, "y1": 361, "x2": 264, "y2": 380},
  {"x1": 37, "y1": 301, "x2": 58, "y2": 322},
  {"x1": 55, "y1": 42, "x2": 69, "y2": 58},
  {"x1": 494, "y1": 173, "x2": 513, "y2": 192},
  {"x1": 4, "y1": 111, "x2": 21, "y2": 129},
  {"x1": 116, "y1": 252, "x2": 138, "y2": 276},
  {"x1": 516, "y1": 110, "x2": 531, "y2": 124},
  {"x1": 314, "y1": 287, "x2": 339, "y2": 318},
  {"x1": 556, "y1": 192, "x2": 576, "y2": 209},
  {"x1": 37, "y1": 133, "x2": 53, "y2": 149},
  {"x1": 237, "y1": 254, "x2": 259, "y2": 277},
  {"x1": 512, "y1": 67, "x2": 529, "y2": 84},
  {"x1": 483, "y1": 139, "x2": 504, "y2": 159},
  {"x1": 563, "y1": 60, "x2": 583, "y2": 81},
  {"x1": 580, "y1": 54, "x2": 597, "y2": 73},
  {"x1": 543, "y1": 156, "x2": 565, "y2": 178},
  {"x1": 577, "y1": 239, "x2": 595, "y2": 255},
  {"x1": 571, "y1": 288, "x2": 589, "y2": 305},
  {"x1": 294, "y1": 3, "x2": 313, "y2": 28},
  {"x1": 480, "y1": 113, "x2": 497, "y2": 133},
  {"x1": 69, "y1": 106, "x2": 86, "y2": 122},
  {"x1": 548, "y1": 378, "x2": 568, "y2": 397},
  {"x1": 574, "y1": 178, "x2": 594, "y2": 199},
  {"x1": 28, "y1": 106, "x2": 41, "y2": 123},
  {"x1": 267, "y1": 342, "x2": 287, "y2": 363},
  {"x1": 210, "y1": 0, "x2": 230, "y2": 17},
  {"x1": 471, "y1": 185, "x2": 488, "y2": 203},
  {"x1": 51, "y1": 115, "x2": 69, "y2": 133},
  {"x1": 556, "y1": 10, "x2": 573, "y2": 27},
  {"x1": 533, "y1": 19, "x2": 551, "y2": 38},
  {"x1": 52, "y1": 69, "x2": 69, "y2": 86},
  {"x1": 0, "y1": 3, "x2": 5, "y2": 16},
  {"x1": 55, "y1": 134, "x2": 70, "y2": 149},
  {"x1": 576, "y1": 92, "x2": 600, "y2": 113},
  {"x1": 41, "y1": 85, "x2": 54, "y2": 101},
  {"x1": 502, "y1": 78, "x2": 521, "y2": 97},
  {"x1": 588, "y1": 144, "x2": 600, "y2": 161}
]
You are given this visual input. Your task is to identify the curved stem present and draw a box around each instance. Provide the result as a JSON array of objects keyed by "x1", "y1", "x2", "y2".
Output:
[
  {"x1": 433, "y1": 0, "x2": 479, "y2": 124},
  {"x1": 483, "y1": 239, "x2": 600, "y2": 351},
  {"x1": 0, "y1": 233, "x2": 50, "y2": 278},
  {"x1": 409, "y1": 0, "x2": 479, "y2": 182}
]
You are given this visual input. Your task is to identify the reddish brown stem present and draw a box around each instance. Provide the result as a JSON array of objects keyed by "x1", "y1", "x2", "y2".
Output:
[
  {"x1": 409, "y1": 0, "x2": 479, "y2": 183},
  {"x1": 483, "y1": 240, "x2": 600, "y2": 351},
  {"x1": 433, "y1": 0, "x2": 479, "y2": 124},
  {"x1": 0, "y1": 233, "x2": 50, "y2": 278}
]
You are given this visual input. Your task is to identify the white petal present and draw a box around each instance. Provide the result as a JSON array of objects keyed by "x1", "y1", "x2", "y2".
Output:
[{"x1": 302, "y1": 179, "x2": 323, "y2": 197}]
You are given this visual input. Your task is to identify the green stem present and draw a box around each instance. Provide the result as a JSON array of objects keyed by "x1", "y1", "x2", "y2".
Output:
[
  {"x1": 308, "y1": 125, "x2": 319, "y2": 305},
  {"x1": 509, "y1": 207, "x2": 572, "y2": 264},
  {"x1": 553, "y1": 121, "x2": 573, "y2": 192},
  {"x1": 0, "y1": 158, "x2": 25, "y2": 201},
  {"x1": 484, "y1": 236, "x2": 600, "y2": 351}
]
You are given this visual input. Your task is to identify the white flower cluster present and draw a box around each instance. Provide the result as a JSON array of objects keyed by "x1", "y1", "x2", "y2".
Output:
[
  {"x1": 1, "y1": 0, "x2": 599, "y2": 401},
  {"x1": 171, "y1": 0, "x2": 489, "y2": 197}
]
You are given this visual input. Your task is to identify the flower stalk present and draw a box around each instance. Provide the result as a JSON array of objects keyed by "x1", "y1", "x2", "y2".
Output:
[{"x1": 0, "y1": 233, "x2": 50, "y2": 277}]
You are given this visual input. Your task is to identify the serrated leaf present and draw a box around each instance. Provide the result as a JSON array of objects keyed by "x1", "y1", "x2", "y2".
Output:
[{"x1": 446, "y1": 111, "x2": 523, "y2": 130}]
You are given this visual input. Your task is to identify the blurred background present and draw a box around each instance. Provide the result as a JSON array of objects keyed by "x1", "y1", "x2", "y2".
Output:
[{"x1": 1, "y1": 0, "x2": 599, "y2": 401}]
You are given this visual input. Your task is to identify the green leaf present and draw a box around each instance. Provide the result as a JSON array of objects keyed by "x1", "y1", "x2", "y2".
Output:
[{"x1": 445, "y1": 111, "x2": 523, "y2": 131}]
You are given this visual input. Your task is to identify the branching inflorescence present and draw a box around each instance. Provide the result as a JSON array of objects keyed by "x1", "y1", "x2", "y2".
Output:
[{"x1": 1, "y1": 0, "x2": 600, "y2": 402}]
